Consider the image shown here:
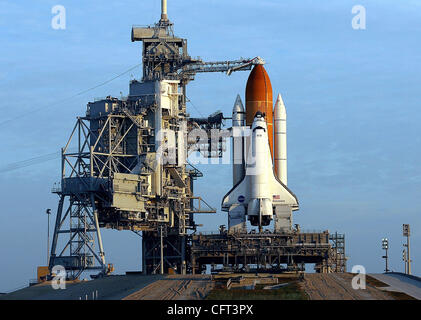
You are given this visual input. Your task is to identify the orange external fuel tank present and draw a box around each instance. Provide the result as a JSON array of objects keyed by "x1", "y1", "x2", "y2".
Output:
[{"x1": 245, "y1": 64, "x2": 273, "y2": 159}]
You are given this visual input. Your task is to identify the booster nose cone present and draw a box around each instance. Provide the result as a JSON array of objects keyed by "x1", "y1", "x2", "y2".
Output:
[
  {"x1": 245, "y1": 64, "x2": 273, "y2": 158},
  {"x1": 233, "y1": 94, "x2": 244, "y2": 113},
  {"x1": 274, "y1": 94, "x2": 286, "y2": 118},
  {"x1": 232, "y1": 94, "x2": 245, "y2": 127}
]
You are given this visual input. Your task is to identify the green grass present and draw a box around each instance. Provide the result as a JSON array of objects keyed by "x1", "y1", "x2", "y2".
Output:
[{"x1": 206, "y1": 281, "x2": 308, "y2": 300}]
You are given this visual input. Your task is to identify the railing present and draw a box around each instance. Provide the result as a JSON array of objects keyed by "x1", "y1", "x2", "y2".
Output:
[{"x1": 299, "y1": 229, "x2": 328, "y2": 234}]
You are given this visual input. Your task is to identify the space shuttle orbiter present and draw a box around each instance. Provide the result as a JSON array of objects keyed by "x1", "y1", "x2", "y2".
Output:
[{"x1": 222, "y1": 112, "x2": 298, "y2": 229}]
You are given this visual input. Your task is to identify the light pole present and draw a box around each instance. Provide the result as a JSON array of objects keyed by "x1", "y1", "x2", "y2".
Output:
[
  {"x1": 46, "y1": 209, "x2": 51, "y2": 265},
  {"x1": 160, "y1": 225, "x2": 164, "y2": 275},
  {"x1": 403, "y1": 249, "x2": 407, "y2": 274},
  {"x1": 381, "y1": 238, "x2": 389, "y2": 273},
  {"x1": 403, "y1": 224, "x2": 411, "y2": 275}
]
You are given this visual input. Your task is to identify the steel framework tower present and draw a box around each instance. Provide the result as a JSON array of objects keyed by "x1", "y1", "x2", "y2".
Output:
[{"x1": 48, "y1": 1, "x2": 260, "y2": 278}]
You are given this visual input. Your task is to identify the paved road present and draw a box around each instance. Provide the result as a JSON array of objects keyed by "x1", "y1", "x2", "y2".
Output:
[
  {"x1": 370, "y1": 273, "x2": 421, "y2": 300},
  {"x1": 0, "y1": 274, "x2": 164, "y2": 300}
]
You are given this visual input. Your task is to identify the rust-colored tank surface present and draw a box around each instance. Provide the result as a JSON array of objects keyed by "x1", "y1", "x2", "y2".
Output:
[{"x1": 245, "y1": 64, "x2": 273, "y2": 157}]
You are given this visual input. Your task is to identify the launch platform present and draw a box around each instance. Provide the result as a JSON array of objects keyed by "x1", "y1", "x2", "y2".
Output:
[{"x1": 191, "y1": 230, "x2": 346, "y2": 274}]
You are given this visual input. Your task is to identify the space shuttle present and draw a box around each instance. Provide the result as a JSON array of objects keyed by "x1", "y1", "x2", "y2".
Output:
[{"x1": 222, "y1": 63, "x2": 299, "y2": 233}]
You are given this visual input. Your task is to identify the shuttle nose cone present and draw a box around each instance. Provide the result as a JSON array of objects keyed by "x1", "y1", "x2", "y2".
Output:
[{"x1": 254, "y1": 110, "x2": 264, "y2": 118}]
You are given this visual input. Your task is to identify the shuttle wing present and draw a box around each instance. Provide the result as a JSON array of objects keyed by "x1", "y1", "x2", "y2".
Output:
[
  {"x1": 270, "y1": 172, "x2": 299, "y2": 209},
  {"x1": 221, "y1": 177, "x2": 249, "y2": 211},
  {"x1": 221, "y1": 170, "x2": 298, "y2": 211}
]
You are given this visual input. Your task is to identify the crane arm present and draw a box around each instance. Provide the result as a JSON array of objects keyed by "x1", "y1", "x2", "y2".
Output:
[{"x1": 182, "y1": 56, "x2": 265, "y2": 76}]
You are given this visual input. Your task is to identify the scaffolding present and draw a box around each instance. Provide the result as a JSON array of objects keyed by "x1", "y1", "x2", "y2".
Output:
[{"x1": 328, "y1": 232, "x2": 347, "y2": 273}]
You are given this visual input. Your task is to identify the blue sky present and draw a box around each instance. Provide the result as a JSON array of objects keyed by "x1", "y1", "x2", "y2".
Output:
[{"x1": 0, "y1": 0, "x2": 420, "y2": 292}]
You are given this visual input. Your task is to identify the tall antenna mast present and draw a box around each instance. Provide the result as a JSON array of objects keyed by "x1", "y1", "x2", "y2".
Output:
[{"x1": 161, "y1": 0, "x2": 168, "y2": 21}]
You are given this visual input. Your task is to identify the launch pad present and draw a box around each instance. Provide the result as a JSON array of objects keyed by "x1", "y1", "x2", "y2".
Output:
[{"x1": 45, "y1": 1, "x2": 347, "y2": 280}]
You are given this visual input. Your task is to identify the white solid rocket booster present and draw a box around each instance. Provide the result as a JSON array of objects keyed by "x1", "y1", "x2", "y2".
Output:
[
  {"x1": 232, "y1": 94, "x2": 245, "y2": 186},
  {"x1": 274, "y1": 94, "x2": 287, "y2": 185},
  {"x1": 228, "y1": 94, "x2": 247, "y2": 233}
]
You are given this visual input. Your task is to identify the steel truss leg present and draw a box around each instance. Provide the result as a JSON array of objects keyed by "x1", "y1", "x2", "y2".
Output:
[{"x1": 48, "y1": 194, "x2": 106, "y2": 279}]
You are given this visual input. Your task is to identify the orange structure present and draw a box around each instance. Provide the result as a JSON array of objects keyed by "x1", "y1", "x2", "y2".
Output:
[{"x1": 245, "y1": 64, "x2": 273, "y2": 158}]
